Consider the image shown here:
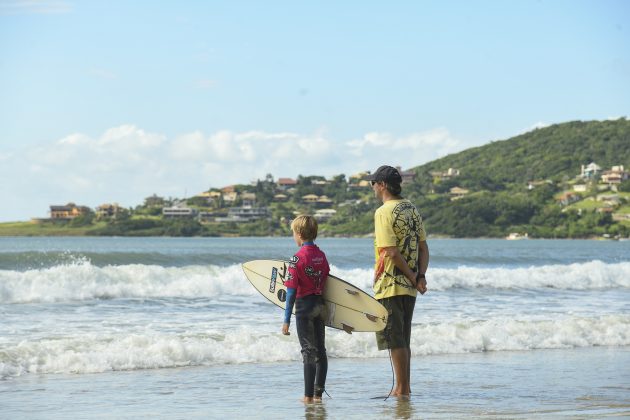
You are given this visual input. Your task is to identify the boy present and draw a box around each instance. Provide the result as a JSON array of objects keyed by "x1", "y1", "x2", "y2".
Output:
[{"x1": 282, "y1": 215, "x2": 330, "y2": 403}]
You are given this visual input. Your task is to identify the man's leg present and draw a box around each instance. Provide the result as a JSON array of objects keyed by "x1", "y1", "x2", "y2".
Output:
[{"x1": 391, "y1": 347, "x2": 410, "y2": 397}]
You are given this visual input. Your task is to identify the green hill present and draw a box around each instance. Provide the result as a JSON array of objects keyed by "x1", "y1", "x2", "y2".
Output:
[
  {"x1": 406, "y1": 118, "x2": 630, "y2": 238},
  {"x1": 414, "y1": 118, "x2": 630, "y2": 190}
]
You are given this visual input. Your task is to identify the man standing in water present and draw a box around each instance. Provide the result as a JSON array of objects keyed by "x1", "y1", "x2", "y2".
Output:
[{"x1": 367, "y1": 165, "x2": 429, "y2": 398}]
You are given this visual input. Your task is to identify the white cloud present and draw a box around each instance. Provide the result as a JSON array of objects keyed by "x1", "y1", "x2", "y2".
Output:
[{"x1": 1, "y1": 124, "x2": 465, "y2": 221}]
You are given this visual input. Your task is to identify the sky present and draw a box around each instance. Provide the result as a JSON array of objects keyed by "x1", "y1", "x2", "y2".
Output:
[{"x1": 0, "y1": 0, "x2": 629, "y2": 221}]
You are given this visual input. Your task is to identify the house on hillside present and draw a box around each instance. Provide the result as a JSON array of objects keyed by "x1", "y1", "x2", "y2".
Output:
[
  {"x1": 144, "y1": 194, "x2": 164, "y2": 207},
  {"x1": 222, "y1": 191, "x2": 238, "y2": 204},
  {"x1": 302, "y1": 194, "x2": 319, "y2": 204},
  {"x1": 277, "y1": 178, "x2": 297, "y2": 191},
  {"x1": 399, "y1": 168, "x2": 416, "y2": 184},
  {"x1": 580, "y1": 162, "x2": 601, "y2": 179},
  {"x1": 449, "y1": 187, "x2": 469, "y2": 201},
  {"x1": 163, "y1": 203, "x2": 198, "y2": 218},
  {"x1": 557, "y1": 192, "x2": 580, "y2": 206},
  {"x1": 241, "y1": 192, "x2": 256, "y2": 207},
  {"x1": 314, "y1": 208, "x2": 337, "y2": 221},
  {"x1": 316, "y1": 195, "x2": 333, "y2": 208},
  {"x1": 215, "y1": 206, "x2": 269, "y2": 223},
  {"x1": 601, "y1": 165, "x2": 629, "y2": 185},
  {"x1": 49, "y1": 203, "x2": 90, "y2": 220},
  {"x1": 431, "y1": 168, "x2": 460, "y2": 181},
  {"x1": 96, "y1": 203, "x2": 124, "y2": 219}
]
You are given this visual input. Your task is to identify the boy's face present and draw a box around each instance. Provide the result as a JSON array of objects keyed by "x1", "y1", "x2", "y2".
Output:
[{"x1": 292, "y1": 229, "x2": 303, "y2": 247}]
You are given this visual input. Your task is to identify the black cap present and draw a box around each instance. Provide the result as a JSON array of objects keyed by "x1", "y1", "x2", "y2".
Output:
[{"x1": 366, "y1": 165, "x2": 402, "y2": 184}]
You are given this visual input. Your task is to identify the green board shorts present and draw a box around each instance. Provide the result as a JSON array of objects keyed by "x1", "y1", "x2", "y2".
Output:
[{"x1": 375, "y1": 295, "x2": 416, "y2": 350}]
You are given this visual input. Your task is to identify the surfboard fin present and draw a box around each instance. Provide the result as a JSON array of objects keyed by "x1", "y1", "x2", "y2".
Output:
[
  {"x1": 341, "y1": 323, "x2": 354, "y2": 334},
  {"x1": 345, "y1": 289, "x2": 358, "y2": 295},
  {"x1": 365, "y1": 313, "x2": 378, "y2": 322}
]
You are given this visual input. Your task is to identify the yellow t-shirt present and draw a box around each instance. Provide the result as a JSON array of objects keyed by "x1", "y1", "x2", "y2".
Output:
[{"x1": 373, "y1": 199, "x2": 426, "y2": 300}]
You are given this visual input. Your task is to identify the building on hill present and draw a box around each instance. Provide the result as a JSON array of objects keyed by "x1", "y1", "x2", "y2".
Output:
[
  {"x1": 96, "y1": 203, "x2": 124, "y2": 219},
  {"x1": 601, "y1": 165, "x2": 628, "y2": 185},
  {"x1": 273, "y1": 194, "x2": 288, "y2": 202},
  {"x1": 222, "y1": 191, "x2": 238, "y2": 204},
  {"x1": 580, "y1": 162, "x2": 601, "y2": 179},
  {"x1": 431, "y1": 168, "x2": 460, "y2": 181},
  {"x1": 163, "y1": 202, "x2": 197, "y2": 218},
  {"x1": 277, "y1": 178, "x2": 297, "y2": 191},
  {"x1": 49, "y1": 203, "x2": 90, "y2": 220},
  {"x1": 215, "y1": 206, "x2": 269, "y2": 223},
  {"x1": 399, "y1": 168, "x2": 416, "y2": 184},
  {"x1": 241, "y1": 192, "x2": 256, "y2": 206},
  {"x1": 302, "y1": 194, "x2": 319, "y2": 204},
  {"x1": 316, "y1": 195, "x2": 333, "y2": 207},
  {"x1": 349, "y1": 171, "x2": 369, "y2": 182},
  {"x1": 144, "y1": 194, "x2": 164, "y2": 207},
  {"x1": 449, "y1": 187, "x2": 469, "y2": 200},
  {"x1": 557, "y1": 192, "x2": 580, "y2": 206},
  {"x1": 314, "y1": 208, "x2": 336, "y2": 221}
]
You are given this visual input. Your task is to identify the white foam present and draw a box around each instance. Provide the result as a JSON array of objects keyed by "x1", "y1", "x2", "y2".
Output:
[
  {"x1": 1, "y1": 260, "x2": 629, "y2": 304},
  {"x1": 2, "y1": 315, "x2": 629, "y2": 378},
  {"x1": 336, "y1": 260, "x2": 630, "y2": 291},
  {"x1": 0, "y1": 263, "x2": 254, "y2": 303}
]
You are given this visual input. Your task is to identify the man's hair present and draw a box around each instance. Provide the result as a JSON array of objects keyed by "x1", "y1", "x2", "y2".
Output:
[
  {"x1": 385, "y1": 182, "x2": 402, "y2": 196},
  {"x1": 291, "y1": 215, "x2": 318, "y2": 241}
]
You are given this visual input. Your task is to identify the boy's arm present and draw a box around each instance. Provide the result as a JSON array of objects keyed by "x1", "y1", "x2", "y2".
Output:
[{"x1": 282, "y1": 287, "x2": 297, "y2": 335}]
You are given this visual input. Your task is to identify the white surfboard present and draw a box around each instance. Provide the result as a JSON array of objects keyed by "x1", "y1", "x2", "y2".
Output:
[{"x1": 242, "y1": 259, "x2": 387, "y2": 333}]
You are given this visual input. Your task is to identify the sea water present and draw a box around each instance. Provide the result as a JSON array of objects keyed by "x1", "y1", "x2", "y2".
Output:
[{"x1": 1, "y1": 237, "x2": 629, "y2": 419}]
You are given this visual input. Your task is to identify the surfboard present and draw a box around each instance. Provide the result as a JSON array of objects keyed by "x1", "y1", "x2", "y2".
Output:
[{"x1": 242, "y1": 259, "x2": 388, "y2": 333}]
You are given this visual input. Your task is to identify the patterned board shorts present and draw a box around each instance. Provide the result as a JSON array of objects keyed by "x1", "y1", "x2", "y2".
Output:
[{"x1": 375, "y1": 295, "x2": 416, "y2": 350}]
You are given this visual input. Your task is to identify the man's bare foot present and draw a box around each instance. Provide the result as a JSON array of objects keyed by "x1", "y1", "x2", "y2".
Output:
[
  {"x1": 313, "y1": 396, "x2": 322, "y2": 402},
  {"x1": 302, "y1": 396, "x2": 314, "y2": 403}
]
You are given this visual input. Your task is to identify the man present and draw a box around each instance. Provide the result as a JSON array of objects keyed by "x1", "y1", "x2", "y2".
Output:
[{"x1": 367, "y1": 165, "x2": 429, "y2": 398}]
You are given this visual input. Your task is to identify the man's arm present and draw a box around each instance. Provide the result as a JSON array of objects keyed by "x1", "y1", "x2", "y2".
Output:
[
  {"x1": 416, "y1": 240, "x2": 429, "y2": 294},
  {"x1": 380, "y1": 246, "x2": 417, "y2": 287}
]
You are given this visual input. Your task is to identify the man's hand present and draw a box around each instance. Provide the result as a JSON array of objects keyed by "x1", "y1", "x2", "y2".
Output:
[
  {"x1": 282, "y1": 323, "x2": 290, "y2": 335},
  {"x1": 416, "y1": 276, "x2": 427, "y2": 295}
]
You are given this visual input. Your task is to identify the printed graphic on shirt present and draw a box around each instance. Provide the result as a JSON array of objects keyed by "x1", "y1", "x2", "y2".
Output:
[
  {"x1": 374, "y1": 199, "x2": 424, "y2": 299},
  {"x1": 288, "y1": 255, "x2": 299, "y2": 270},
  {"x1": 391, "y1": 201, "x2": 421, "y2": 273}
]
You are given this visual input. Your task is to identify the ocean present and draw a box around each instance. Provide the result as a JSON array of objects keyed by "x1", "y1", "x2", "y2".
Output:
[{"x1": 1, "y1": 237, "x2": 629, "y2": 419}]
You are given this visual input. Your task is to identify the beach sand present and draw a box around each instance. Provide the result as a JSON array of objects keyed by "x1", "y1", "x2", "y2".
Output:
[{"x1": 2, "y1": 346, "x2": 629, "y2": 419}]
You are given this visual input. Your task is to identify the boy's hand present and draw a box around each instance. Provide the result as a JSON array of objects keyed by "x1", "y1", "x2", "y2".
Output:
[{"x1": 282, "y1": 323, "x2": 290, "y2": 335}]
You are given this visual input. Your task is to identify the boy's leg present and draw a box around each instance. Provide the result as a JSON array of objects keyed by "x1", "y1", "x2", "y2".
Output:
[
  {"x1": 313, "y1": 315, "x2": 327, "y2": 399},
  {"x1": 296, "y1": 298, "x2": 318, "y2": 398}
]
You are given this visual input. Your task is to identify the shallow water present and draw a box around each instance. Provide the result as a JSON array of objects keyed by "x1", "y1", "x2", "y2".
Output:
[{"x1": 2, "y1": 347, "x2": 629, "y2": 419}]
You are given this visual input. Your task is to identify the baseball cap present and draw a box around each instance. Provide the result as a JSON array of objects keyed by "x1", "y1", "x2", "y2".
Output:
[{"x1": 366, "y1": 165, "x2": 402, "y2": 184}]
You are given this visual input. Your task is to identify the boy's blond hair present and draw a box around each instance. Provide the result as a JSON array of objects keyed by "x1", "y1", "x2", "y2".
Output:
[{"x1": 291, "y1": 215, "x2": 319, "y2": 242}]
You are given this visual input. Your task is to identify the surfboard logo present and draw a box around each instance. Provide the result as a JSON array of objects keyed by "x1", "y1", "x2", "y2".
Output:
[
  {"x1": 269, "y1": 267, "x2": 277, "y2": 293},
  {"x1": 277, "y1": 289, "x2": 286, "y2": 302}
]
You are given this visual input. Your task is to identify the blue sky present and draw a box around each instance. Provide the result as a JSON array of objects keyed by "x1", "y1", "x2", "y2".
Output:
[{"x1": 1, "y1": 0, "x2": 629, "y2": 221}]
